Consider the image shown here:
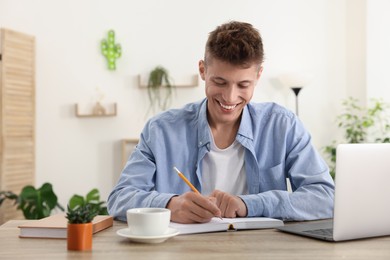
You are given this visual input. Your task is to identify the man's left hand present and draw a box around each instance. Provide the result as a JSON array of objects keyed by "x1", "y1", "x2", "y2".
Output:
[{"x1": 210, "y1": 190, "x2": 247, "y2": 218}]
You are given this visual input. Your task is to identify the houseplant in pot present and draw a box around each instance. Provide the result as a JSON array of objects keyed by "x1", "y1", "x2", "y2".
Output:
[
  {"x1": 146, "y1": 66, "x2": 175, "y2": 116},
  {"x1": 66, "y1": 204, "x2": 98, "y2": 251},
  {"x1": 323, "y1": 97, "x2": 390, "y2": 178},
  {"x1": 66, "y1": 189, "x2": 107, "y2": 251}
]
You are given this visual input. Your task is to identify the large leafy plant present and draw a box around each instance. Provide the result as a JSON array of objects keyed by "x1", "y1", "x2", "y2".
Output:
[
  {"x1": 324, "y1": 97, "x2": 390, "y2": 178},
  {"x1": 0, "y1": 183, "x2": 64, "y2": 219}
]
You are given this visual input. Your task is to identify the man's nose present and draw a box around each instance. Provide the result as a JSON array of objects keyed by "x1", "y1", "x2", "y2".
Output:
[{"x1": 223, "y1": 85, "x2": 237, "y2": 102}]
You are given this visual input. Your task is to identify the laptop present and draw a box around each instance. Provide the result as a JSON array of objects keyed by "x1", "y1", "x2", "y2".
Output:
[{"x1": 277, "y1": 143, "x2": 390, "y2": 241}]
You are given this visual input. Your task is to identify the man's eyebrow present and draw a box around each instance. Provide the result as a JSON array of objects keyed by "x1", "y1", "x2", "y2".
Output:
[
  {"x1": 211, "y1": 76, "x2": 227, "y2": 82},
  {"x1": 211, "y1": 76, "x2": 226, "y2": 81},
  {"x1": 211, "y1": 76, "x2": 253, "y2": 83}
]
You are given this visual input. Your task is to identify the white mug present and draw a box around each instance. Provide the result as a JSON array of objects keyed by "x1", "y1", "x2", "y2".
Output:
[{"x1": 126, "y1": 208, "x2": 171, "y2": 236}]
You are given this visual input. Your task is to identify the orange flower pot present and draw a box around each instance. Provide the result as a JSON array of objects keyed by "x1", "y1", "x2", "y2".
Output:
[{"x1": 67, "y1": 223, "x2": 93, "y2": 251}]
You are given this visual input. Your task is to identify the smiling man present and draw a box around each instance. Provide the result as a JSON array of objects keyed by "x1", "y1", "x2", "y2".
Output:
[{"x1": 107, "y1": 21, "x2": 335, "y2": 224}]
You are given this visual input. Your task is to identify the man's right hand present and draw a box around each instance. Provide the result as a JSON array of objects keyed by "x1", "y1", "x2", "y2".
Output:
[{"x1": 167, "y1": 192, "x2": 222, "y2": 224}]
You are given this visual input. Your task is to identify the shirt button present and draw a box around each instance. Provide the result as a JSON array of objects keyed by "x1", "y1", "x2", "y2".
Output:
[{"x1": 199, "y1": 141, "x2": 202, "y2": 145}]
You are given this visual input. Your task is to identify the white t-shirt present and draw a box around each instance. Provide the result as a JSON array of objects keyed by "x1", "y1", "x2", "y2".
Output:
[{"x1": 201, "y1": 135, "x2": 248, "y2": 196}]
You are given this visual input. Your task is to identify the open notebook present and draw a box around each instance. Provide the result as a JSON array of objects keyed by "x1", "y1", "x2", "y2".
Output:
[
  {"x1": 170, "y1": 217, "x2": 283, "y2": 235},
  {"x1": 277, "y1": 143, "x2": 390, "y2": 241}
]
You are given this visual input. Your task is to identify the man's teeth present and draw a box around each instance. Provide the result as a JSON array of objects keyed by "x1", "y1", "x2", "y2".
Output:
[{"x1": 219, "y1": 102, "x2": 237, "y2": 110}]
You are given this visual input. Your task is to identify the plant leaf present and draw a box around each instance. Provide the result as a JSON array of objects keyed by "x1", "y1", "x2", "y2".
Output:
[
  {"x1": 69, "y1": 195, "x2": 85, "y2": 209},
  {"x1": 86, "y1": 188, "x2": 99, "y2": 204}
]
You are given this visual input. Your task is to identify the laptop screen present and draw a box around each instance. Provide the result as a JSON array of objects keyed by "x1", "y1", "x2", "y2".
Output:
[{"x1": 333, "y1": 143, "x2": 390, "y2": 241}]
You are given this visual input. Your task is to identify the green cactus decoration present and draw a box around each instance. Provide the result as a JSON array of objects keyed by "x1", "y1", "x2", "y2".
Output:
[{"x1": 101, "y1": 30, "x2": 122, "y2": 70}]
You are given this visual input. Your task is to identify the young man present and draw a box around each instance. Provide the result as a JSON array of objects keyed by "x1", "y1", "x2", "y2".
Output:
[{"x1": 107, "y1": 21, "x2": 335, "y2": 224}]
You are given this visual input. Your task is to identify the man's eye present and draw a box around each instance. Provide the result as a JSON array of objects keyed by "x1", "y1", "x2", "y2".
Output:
[
  {"x1": 239, "y1": 84, "x2": 250, "y2": 88},
  {"x1": 214, "y1": 81, "x2": 226, "y2": 86}
]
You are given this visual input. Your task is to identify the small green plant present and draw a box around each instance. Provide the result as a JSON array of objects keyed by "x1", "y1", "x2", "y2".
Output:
[
  {"x1": 146, "y1": 66, "x2": 175, "y2": 116},
  {"x1": 0, "y1": 183, "x2": 64, "y2": 219},
  {"x1": 66, "y1": 188, "x2": 108, "y2": 224},
  {"x1": 66, "y1": 204, "x2": 98, "y2": 224},
  {"x1": 324, "y1": 97, "x2": 390, "y2": 178}
]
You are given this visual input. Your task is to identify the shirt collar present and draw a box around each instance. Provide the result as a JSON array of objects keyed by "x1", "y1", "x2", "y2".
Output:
[
  {"x1": 197, "y1": 99, "x2": 254, "y2": 148},
  {"x1": 197, "y1": 98, "x2": 212, "y2": 148},
  {"x1": 237, "y1": 104, "x2": 254, "y2": 141}
]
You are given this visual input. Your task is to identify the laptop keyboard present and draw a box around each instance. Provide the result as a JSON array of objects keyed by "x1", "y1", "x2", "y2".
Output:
[{"x1": 303, "y1": 228, "x2": 333, "y2": 237}]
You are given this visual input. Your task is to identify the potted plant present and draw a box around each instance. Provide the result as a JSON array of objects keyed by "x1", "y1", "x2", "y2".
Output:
[
  {"x1": 323, "y1": 97, "x2": 390, "y2": 178},
  {"x1": 0, "y1": 183, "x2": 64, "y2": 220},
  {"x1": 146, "y1": 66, "x2": 175, "y2": 116},
  {"x1": 66, "y1": 189, "x2": 108, "y2": 251},
  {"x1": 66, "y1": 204, "x2": 98, "y2": 251}
]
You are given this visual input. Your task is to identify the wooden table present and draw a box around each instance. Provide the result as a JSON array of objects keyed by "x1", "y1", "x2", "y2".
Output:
[{"x1": 1, "y1": 220, "x2": 390, "y2": 259}]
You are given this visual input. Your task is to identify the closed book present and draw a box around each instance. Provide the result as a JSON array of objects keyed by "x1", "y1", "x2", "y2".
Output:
[
  {"x1": 18, "y1": 213, "x2": 113, "y2": 239},
  {"x1": 169, "y1": 217, "x2": 284, "y2": 235}
]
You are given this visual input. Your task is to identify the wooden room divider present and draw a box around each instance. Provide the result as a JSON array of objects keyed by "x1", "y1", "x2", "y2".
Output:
[{"x1": 0, "y1": 28, "x2": 35, "y2": 224}]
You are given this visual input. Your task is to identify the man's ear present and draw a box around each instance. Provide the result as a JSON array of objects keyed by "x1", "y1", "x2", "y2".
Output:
[
  {"x1": 257, "y1": 66, "x2": 263, "y2": 80},
  {"x1": 199, "y1": 60, "x2": 206, "y2": 80}
]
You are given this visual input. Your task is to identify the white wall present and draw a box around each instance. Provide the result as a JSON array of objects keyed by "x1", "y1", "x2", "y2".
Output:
[
  {"x1": 1, "y1": 0, "x2": 383, "y2": 207},
  {"x1": 346, "y1": 0, "x2": 366, "y2": 104},
  {"x1": 367, "y1": 0, "x2": 390, "y2": 101}
]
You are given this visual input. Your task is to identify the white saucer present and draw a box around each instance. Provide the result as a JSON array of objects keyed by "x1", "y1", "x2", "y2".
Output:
[{"x1": 116, "y1": 227, "x2": 180, "y2": 244}]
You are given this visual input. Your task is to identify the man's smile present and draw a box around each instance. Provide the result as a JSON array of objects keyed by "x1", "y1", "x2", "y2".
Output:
[{"x1": 218, "y1": 101, "x2": 239, "y2": 111}]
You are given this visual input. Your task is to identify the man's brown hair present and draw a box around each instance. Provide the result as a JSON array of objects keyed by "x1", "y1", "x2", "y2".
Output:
[{"x1": 205, "y1": 21, "x2": 264, "y2": 68}]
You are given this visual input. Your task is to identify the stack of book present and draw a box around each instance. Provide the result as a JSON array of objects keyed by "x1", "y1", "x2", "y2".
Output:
[{"x1": 18, "y1": 213, "x2": 113, "y2": 239}]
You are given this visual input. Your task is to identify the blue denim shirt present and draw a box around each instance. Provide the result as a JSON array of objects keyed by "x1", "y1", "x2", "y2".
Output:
[{"x1": 107, "y1": 98, "x2": 334, "y2": 221}]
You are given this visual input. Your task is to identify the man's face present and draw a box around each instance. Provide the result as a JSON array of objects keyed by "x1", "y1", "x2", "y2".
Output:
[{"x1": 199, "y1": 58, "x2": 262, "y2": 126}]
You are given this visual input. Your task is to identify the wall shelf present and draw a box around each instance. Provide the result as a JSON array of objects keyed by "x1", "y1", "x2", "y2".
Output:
[
  {"x1": 137, "y1": 74, "x2": 199, "y2": 88},
  {"x1": 75, "y1": 103, "x2": 117, "y2": 118}
]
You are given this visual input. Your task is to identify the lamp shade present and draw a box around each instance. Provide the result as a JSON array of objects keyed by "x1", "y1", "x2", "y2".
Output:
[{"x1": 278, "y1": 73, "x2": 312, "y2": 88}]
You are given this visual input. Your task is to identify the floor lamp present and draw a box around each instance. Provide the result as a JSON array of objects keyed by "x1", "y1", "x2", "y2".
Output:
[
  {"x1": 290, "y1": 87, "x2": 303, "y2": 116},
  {"x1": 278, "y1": 73, "x2": 310, "y2": 117}
]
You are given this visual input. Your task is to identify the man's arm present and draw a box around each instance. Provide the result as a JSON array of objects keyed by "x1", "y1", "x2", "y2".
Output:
[
  {"x1": 107, "y1": 139, "x2": 176, "y2": 221},
  {"x1": 107, "y1": 132, "x2": 222, "y2": 223},
  {"x1": 241, "y1": 143, "x2": 335, "y2": 220}
]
